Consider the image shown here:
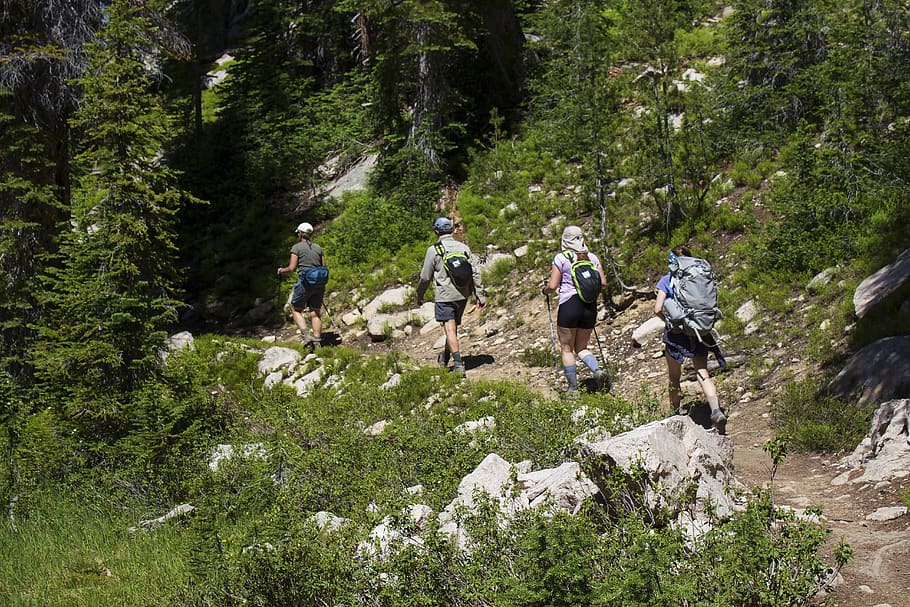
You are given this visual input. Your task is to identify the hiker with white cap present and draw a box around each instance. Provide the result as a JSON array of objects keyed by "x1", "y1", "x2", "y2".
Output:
[
  {"x1": 416, "y1": 217, "x2": 486, "y2": 375},
  {"x1": 540, "y1": 225, "x2": 608, "y2": 398},
  {"x1": 277, "y1": 222, "x2": 328, "y2": 348}
]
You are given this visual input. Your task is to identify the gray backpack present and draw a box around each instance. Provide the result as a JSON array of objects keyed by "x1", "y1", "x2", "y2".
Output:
[{"x1": 662, "y1": 256, "x2": 722, "y2": 342}]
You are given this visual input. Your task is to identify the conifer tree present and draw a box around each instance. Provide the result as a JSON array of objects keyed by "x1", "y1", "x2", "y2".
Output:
[{"x1": 32, "y1": 0, "x2": 190, "y2": 436}]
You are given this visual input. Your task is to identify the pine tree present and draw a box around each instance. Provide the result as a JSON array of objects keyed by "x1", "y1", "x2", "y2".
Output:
[{"x1": 32, "y1": 0, "x2": 191, "y2": 438}]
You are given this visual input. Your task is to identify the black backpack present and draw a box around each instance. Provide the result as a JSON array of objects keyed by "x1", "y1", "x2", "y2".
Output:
[
  {"x1": 434, "y1": 242, "x2": 473, "y2": 290},
  {"x1": 563, "y1": 250, "x2": 602, "y2": 304}
]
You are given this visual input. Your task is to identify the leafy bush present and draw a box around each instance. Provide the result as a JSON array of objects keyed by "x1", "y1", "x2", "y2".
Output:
[{"x1": 771, "y1": 378, "x2": 874, "y2": 452}]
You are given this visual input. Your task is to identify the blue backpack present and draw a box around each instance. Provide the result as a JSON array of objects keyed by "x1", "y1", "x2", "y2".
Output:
[{"x1": 299, "y1": 266, "x2": 329, "y2": 288}]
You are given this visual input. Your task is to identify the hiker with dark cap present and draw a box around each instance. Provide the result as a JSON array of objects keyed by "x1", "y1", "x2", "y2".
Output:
[
  {"x1": 540, "y1": 225, "x2": 609, "y2": 398},
  {"x1": 654, "y1": 245, "x2": 727, "y2": 434},
  {"x1": 416, "y1": 217, "x2": 486, "y2": 375},
  {"x1": 278, "y1": 222, "x2": 327, "y2": 348}
]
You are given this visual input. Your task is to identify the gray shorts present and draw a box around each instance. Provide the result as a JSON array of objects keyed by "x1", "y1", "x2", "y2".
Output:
[{"x1": 435, "y1": 300, "x2": 467, "y2": 324}]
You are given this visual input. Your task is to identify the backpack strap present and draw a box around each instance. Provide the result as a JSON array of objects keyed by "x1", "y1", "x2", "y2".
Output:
[{"x1": 434, "y1": 242, "x2": 445, "y2": 257}]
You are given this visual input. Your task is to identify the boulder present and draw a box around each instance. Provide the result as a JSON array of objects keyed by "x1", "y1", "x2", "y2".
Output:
[
  {"x1": 316, "y1": 153, "x2": 377, "y2": 201},
  {"x1": 735, "y1": 300, "x2": 758, "y2": 324},
  {"x1": 578, "y1": 416, "x2": 744, "y2": 520},
  {"x1": 367, "y1": 304, "x2": 434, "y2": 340},
  {"x1": 807, "y1": 266, "x2": 838, "y2": 294},
  {"x1": 837, "y1": 399, "x2": 910, "y2": 484},
  {"x1": 159, "y1": 330, "x2": 195, "y2": 363},
  {"x1": 258, "y1": 346, "x2": 301, "y2": 375},
  {"x1": 853, "y1": 249, "x2": 910, "y2": 318},
  {"x1": 437, "y1": 453, "x2": 600, "y2": 550},
  {"x1": 362, "y1": 286, "x2": 416, "y2": 320},
  {"x1": 827, "y1": 337, "x2": 910, "y2": 406}
]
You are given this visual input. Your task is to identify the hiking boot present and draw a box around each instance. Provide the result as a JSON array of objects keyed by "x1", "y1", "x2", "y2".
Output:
[
  {"x1": 565, "y1": 387, "x2": 579, "y2": 401},
  {"x1": 437, "y1": 351, "x2": 450, "y2": 368},
  {"x1": 452, "y1": 361, "x2": 466, "y2": 375},
  {"x1": 711, "y1": 409, "x2": 727, "y2": 435},
  {"x1": 301, "y1": 334, "x2": 321, "y2": 349},
  {"x1": 594, "y1": 369, "x2": 611, "y2": 393}
]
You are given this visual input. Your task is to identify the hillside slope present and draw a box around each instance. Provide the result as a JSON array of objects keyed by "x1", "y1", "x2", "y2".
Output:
[{"x1": 263, "y1": 236, "x2": 909, "y2": 607}]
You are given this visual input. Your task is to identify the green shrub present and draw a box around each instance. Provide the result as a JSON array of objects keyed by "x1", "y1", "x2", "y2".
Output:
[
  {"x1": 521, "y1": 346, "x2": 556, "y2": 368},
  {"x1": 771, "y1": 378, "x2": 874, "y2": 452}
]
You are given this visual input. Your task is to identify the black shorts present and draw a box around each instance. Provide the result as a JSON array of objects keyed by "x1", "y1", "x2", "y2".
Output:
[
  {"x1": 435, "y1": 300, "x2": 467, "y2": 324},
  {"x1": 557, "y1": 295, "x2": 596, "y2": 329}
]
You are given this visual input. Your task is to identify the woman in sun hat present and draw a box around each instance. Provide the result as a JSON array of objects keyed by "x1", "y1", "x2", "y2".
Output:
[{"x1": 540, "y1": 225, "x2": 608, "y2": 398}]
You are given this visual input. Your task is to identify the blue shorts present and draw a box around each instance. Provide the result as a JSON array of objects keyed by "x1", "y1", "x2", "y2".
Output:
[
  {"x1": 557, "y1": 295, "x2": 597, "y2": 329},
  {"x1": 291, "y1": 282, "x2": 325, "y2": 311},
  {"x1": 663, "y1": 329, "x2": 726, "y2": 370},
  {"x1": 435, "y1": 300, "x2": 467, "y2": 324}
]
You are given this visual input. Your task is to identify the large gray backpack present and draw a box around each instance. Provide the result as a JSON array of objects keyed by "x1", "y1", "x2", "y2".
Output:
[{"x1": 662, "y1": 256, "x2": 722, "y2": 342}]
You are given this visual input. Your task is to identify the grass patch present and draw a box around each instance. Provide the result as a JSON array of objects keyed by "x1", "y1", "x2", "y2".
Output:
[{"x1": 0, "y1": 491, "x2": 192, "y2": 607}]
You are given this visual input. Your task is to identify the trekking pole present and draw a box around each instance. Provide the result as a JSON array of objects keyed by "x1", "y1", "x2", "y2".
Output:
[
  {"x1": 323, "y1": 303, "x2": 341, "y2": 335},
  {"x1": 592, "y1": 325, "x2": 607, "y2": 366},
  {"x1": 592, "y1": 324, "x2": 612, "y2": 393},
  {"x1": 545, "y1": 294, "x2": 560, "y2": 383}
]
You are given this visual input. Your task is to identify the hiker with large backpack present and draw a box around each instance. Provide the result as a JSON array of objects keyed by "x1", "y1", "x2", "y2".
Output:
[
  {"x1": 654, "y1": 245, "x2": 727, "y2": 434},
  {"x1": 277, "y1": 222, "x2": 329, "y2": 348},
  {"x1": 416, "y1": 217, "x2": 486, "y2": 375},
  {"x1": 540, "y1": 226, "x2": 609, "y2": 399}
]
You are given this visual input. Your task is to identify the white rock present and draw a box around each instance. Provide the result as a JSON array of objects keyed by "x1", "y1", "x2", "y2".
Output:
[
  {"x1": 865, "y1": 506, "x2": 907, "y2": 522},
  {"x1": 735, "y1": 300, "x2": 758, "y2": 323},
  {"x1": 632, "y1": 317, "x2": 665, "y2": 347},
  {"x1": 364, "y1": 419, "x2": 390, "y2": 436},
  {"x1": 258, "y1": 346, "x2": 301, "y2": 375}
]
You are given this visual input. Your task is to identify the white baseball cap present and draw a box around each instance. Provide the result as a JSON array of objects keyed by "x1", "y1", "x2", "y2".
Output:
[{"x1": 295, "y1": 222, "x2": 314, "y2": 234}]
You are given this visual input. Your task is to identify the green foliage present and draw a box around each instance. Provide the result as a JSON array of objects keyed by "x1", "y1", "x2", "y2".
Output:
[
  {"x1": 0, "y1": 97, "x2": 63, "y2": 384},
  {"x1": 771, "y1": 378, "x2": 874, "y2": 452},
  {"x1": 32, "y1": 1, "x2": 191, "y2": 421},
  {"x1": 520, "y1": 346, "x2": 555, "y2": 368}
]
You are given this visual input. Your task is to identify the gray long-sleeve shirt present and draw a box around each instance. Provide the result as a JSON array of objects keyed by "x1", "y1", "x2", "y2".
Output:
[{"x1": 416, "y1": 234, "x2": 486, "y2": 305}]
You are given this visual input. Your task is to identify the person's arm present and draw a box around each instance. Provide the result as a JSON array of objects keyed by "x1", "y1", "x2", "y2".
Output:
[
  {"x1": 415, "y1": 247, "x2": 436, "y2": 305},
  {"x1": 540, "y1": 263, "x2": 562, "y2": 295},
  {"x1": 654, "y1": 289, "x2": 667, "y2": 320},
  {"x1": 277, "y1": 253, "x2": 300, "y2": 276},
  {"x1": 320, "y1": 254, "x2": 327, "y2": 268}
]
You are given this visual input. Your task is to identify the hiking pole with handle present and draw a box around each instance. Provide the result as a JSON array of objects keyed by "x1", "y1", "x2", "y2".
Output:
[{"x1": 545, "y1": 294, "x2": 561, "y2": 385}]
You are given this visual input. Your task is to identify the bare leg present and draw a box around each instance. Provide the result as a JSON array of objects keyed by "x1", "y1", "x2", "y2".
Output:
[
  {"x1": 291, "y1": 306, "x2": 309, "y2": 336},
  {"x1": 442, "y1": 319, "x2": 459, "y2": 354},
  {"x1": 309, "y1": 309, "x2": 323, "y2": 340},
  {"x1": 665, "y1": 351, "x2": 683, "y2": 412},
  {"x1": 557, "y1": 326, "x2": 578, "y2": 368},
  {"x1": 694, "y1": 354, "x2": 726, "y2": 433}
]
